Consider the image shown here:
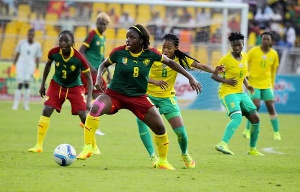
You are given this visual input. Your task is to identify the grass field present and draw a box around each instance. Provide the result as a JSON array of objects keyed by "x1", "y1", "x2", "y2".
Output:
[{"x1": 0, "y1": 100, "x2": 299, "y2": 192}]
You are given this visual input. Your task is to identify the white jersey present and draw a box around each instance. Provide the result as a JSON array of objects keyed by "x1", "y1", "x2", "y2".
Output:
[{"x1": 15, "y1": 40, "x2": 42, "y2": 82}]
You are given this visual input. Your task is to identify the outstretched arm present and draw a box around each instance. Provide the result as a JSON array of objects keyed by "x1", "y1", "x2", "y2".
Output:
[
  {"x1": 161, "y1": 55, "x2": 202, "y2": 94},
  {"x1": 95, "y1": 58, "x2": 112, "y2": 91}
]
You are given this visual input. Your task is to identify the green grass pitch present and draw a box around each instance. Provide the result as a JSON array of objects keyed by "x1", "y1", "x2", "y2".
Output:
[{"x1": 0, "y1": 101, "x2": 299, "y2": 192}]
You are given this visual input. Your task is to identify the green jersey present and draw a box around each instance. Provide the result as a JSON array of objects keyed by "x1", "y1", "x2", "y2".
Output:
[
  {"x1": 108, "y1": 45, "x2": 163, "y2": 96},
  {"x1": 48, "y1": 47, "x2": 90, "y2": 88},
  {"x1": 82, "y1": 29, "x2": 106, "y2": 69}
]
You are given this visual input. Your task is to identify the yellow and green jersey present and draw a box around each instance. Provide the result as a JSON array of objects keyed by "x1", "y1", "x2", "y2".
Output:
[
  {"x1": 247, "y1": 46, "x2": 279, "y2": 89},
  {"x1": 218, "y1": 52, "x2": 248, "y2": 99},
  {"x1": 82, "y1": 29, "x2": 106, "y2": 70},
  {"x1": 147, "y1": 56, "x2": 194, "y2": 98}
]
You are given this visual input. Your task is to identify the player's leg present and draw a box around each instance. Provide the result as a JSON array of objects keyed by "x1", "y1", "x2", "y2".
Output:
[
  {"x1": 28, "y1": 105, "x2": 55, "y2": 153},
  {"x1": 242, "y1": 94, "x2": 263, "y2": 156},
  {"x1": 94, "y1": 77, "x2": 108, "y2": 136},
  {"x1": 23, "y1": 81, "x2": 31, "y2": 110},
  {"x1": 136, "y1": 117, "x2": 157, "y2": 167},
  {"x1": 28, "y1": 80, "x2": 64, "y2": 153},
  {"x1": 159, "y1": 96, "x2": 195, "y2": 168},
  {"x1": 142, "y1": 107, "x2": 175, "y2": 170},
  {"x1": 243, "y1": 88, "x2": 261, "y2": 138},
  {"x1": 12, "y1": 82, "x2": 23, "y2": 110},
  {"x1": 77, "y1": 94, "x2": 112, "y2": 160},
  {"x1": 263, "y1": 89, "x2": 281, "y2": 140},
  {"x1": 216, "y1": 94, "x2": 243, "y2": 155}
]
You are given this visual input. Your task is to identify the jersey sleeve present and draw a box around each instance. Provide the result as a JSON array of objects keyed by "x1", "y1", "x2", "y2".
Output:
[
  {"x1": 76, "y1": 52, "x2": 90, "y2": 73},
  {"x1": 82, "y1": 30, "x2": 95, "y2": 48}
]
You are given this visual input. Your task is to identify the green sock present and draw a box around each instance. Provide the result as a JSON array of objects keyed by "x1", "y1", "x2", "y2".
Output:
[
  {"x1": 173, "y1": 126, "x2": 188, "y2": 154},
  {"x1": 222, "y1": 113, "x2": 242, "y2": 143},
  {"x1": 246, "y1": 120, "x2": 251, "y2": 130},
  {"x1": 270, "y1": 118, "x2": 279, "y2": 132},
  {"x1": 250, "y1": 123, "x2": 260, "y2": 148},
  {"x1": 137, "y1": 118, "x2": 155, "y2": 156}
]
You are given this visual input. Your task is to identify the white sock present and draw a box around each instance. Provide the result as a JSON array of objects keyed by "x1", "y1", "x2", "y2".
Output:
[
  {"x1": 23, "y1": 89, "x2": 30, "y2": 109},
  {"x1": 13, "y1": 89, "x2": 22, "y2": 109}
]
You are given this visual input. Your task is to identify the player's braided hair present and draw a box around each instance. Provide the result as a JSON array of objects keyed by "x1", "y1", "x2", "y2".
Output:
[
  {"x1": 129, "y1": 24, "x2": 150, "y2": 50},
  {"x1": 163, "y1": 33, "x2": 199, "y2": 69},
  {"x1": 59, "y1": 30, "x2": 75, "y2": 47},
  {"x1": 228, "y1": 32, "x2": 244, "y2": 42}
]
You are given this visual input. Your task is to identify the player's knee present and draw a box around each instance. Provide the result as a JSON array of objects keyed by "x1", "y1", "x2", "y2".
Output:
[
  {"x1": 249, "y1": 113, "x2": 260, "y2": 124},
  {"x1": 24, "y1": 83, "x2": 30, "y2": 89},
  {"x1": 89, "y1": 100, "x2": 105, "y2": 117},
  {"x1": 230, "y1": 113, "x2": 243, "y2": 125}
]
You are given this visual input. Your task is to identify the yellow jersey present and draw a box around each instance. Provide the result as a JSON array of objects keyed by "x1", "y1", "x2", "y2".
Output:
[
  {"x1": 218, "y1": 52, "x2": 248, "y2": 99},
  {"x1": 247, "y1": 46, "x2": 279, "y2": 89},
  {"x1": 147, "y1": 56, "x2": 194, "y2": 98}
]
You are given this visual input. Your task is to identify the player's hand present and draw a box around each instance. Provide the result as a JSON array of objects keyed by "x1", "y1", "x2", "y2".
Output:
[
  {"x1": 214, "y1": 64, "x2": 225, "y2": 74},
  {"x1": 226, "y1": 78, "x2": 238, "y2": 86},
  {"x1": 10, "y1": 65, "x2": 16, "y2": 78},
  {"x1": 189, "y1": 78, "x2": 202, "y2": 94},
  {"x1": 39, "y1": 85, "x2": 46, "y2": 98},
  {"x1": 154, "y1": 80, "x2": 169, "y2": 90},
  {"x1": 86, "y1": 100, "x2": 91, "y2": 111},
  {"x1": 34, "y1": 69, "x2": 40, "y2": 81},
  {"x1": 95, "y1": 77, "x2": 105, "y2": 92}
]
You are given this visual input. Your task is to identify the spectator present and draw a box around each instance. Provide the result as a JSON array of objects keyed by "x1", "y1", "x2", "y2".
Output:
[
  {"x1": 119, "y1": 12, "x2": 135, "y2": 28},
  {"x1": 31, "y1": 13, "x2": 45, "y2": 32},
  {"x1": 283, "y1": 20, "x2": 296, "y2": 47}
]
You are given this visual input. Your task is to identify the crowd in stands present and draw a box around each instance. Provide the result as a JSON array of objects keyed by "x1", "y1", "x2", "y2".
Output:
[{"x1": 0, "y1": 0, "x2": 300, "y2": 52}]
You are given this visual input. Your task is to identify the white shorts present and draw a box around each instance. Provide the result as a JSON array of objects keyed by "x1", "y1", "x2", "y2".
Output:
[{"x1": 16, "y1": 63, "x2": 34, "y2": 83}]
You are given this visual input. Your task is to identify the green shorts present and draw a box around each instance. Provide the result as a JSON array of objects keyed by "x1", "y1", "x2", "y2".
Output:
[
  {"x1": 221, "y1": 93, "x2": 257, "y2": 116},
  {"x1": 250, "y1": 88, "x2": 274, "y2": 101},
  {"x1": 148, "y1": 95, "x2": 180, "y2": 114}
]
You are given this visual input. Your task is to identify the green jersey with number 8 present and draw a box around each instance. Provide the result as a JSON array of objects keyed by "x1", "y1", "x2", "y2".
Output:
[{"x1": 108, "y1": 45, "x2": 163, "y2": 96}]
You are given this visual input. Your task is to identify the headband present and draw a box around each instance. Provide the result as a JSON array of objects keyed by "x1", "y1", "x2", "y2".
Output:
[{"x1": 130, "y1": 26, "x2": 144, "y2": 37}]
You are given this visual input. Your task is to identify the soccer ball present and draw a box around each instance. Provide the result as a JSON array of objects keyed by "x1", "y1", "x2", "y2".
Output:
[{"x1": 53, "y1": 144, "x2": 76, "y2": 166}]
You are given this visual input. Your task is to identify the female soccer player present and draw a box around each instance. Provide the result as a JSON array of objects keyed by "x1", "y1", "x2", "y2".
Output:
[
  {"x1": 211, "y1": 32, "x2": 263, "y2": 156},
  {"x1": 242, "y1": 32, "x2": 281, "y2": 140},
  {"x1": 136, "y1": 33, "x2": 224, "y2": 168},
  {"x1": 77, "y1": 24, "x2": 202, "y2": 170},
  {"x1": 28, "y1": 30, "x2": 93, "y2": 153},
  {"x1": 12, "y1": 28, "x2": 42, "y2": 110},
  {"x1": 79, "y1": 12, "x2": 112, "y2": 137}
]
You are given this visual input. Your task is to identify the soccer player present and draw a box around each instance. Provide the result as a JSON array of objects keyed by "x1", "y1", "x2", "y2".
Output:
[
  {"x1": 242, "y1": 32, "x2": 281, "y2": 140},
  {"x1": 211, "y1": 32, "x2": 263, "y2": 156},
  {"x1": 12, "y1": 28, "x2": 42, "y2": 110},
  {"x1": 79, "y1": 12, "x2": 112, "y2": 136},
  {"x1": 28, "y1": 30, "x2": 93, "y2": 153},
  {"x1": 77, "y1": 24, "x2": 202, "y2": 170},
  {"x1": 136, "y1": 33, "x2": 224, "y2": 168}
]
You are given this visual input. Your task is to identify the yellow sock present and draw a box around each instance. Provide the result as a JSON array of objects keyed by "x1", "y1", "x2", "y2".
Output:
[
  {"x1": 37, "y1": 115, "x2": 50, "y2": 147},
  {"x1": 154, "y1": 133, "x2": 169, "y2": 162},
  {"x1": 92, "y1": 135, "x2": 97, "y2": 148},
  {"x1": 84, "y1": 114, "x2": 99, "y2": 145}
]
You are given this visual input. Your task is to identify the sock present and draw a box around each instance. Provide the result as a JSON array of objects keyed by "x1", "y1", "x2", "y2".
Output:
[
  {"x1": 23, "y1": 89, "x2": 30, "y2": 108},
  {"x1": 37, "y1": 115, "x2": 50, "y2": 147},
  {"x1": 137, "y1": 118, "x2": 155, "y2": 156},
  {"x1": 84, "y1": 113, "x2": 99, "y2": 145},
  {"x1": 270, "y1": 117, "x2": 279, "y2": 132},
  {"x1": 246, "y1": 120, "x2": 251, "y2": 130},
  {"x1": 13, "y1": 89, "x2": 21, "y2": 108},
  {"x1": 173, "y1": 126, "x2": 188, "y2": 154},
  {"x1": 154, "y1": 133, "x2": 169, "y2": 162},
  {"x1": 222, "y1": 113, "x2": 242, "y2": 143},
  {"x1": 250, "y1": 123, "x2": 260, "y2": 148}
]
